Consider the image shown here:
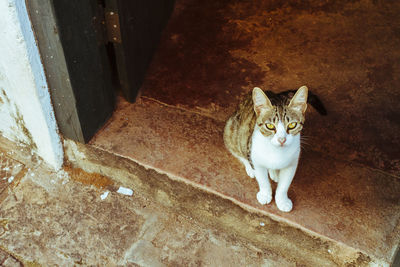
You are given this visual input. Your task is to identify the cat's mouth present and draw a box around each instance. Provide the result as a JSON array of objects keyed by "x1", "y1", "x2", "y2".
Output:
[
  {"x1": 272, "y1": 142, "x2": 286, "y2": 148},
  {"x1": 277, "y1": 137, "x2": 287, "y2": 147}
]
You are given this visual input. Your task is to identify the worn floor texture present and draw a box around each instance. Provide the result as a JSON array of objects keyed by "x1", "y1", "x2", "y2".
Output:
[
  {"x1": 0, "y1": 0, "x2": 398, "y2": 266},
  {"x1": 89, "y1": 0, "x2": 400, "y2": 266},
  {"x1": 0, "y1": 137, "x2": 302, "y2": 266}
]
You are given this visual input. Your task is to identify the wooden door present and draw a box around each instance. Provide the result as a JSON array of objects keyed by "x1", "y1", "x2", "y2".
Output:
[{"x1": 28, "y1": 0, "x2": 115, "y2": 143}]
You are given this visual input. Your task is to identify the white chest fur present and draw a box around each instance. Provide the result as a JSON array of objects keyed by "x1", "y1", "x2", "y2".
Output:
[{"x1": 250, "y1": 128, "x2": 300, "y2": 170}]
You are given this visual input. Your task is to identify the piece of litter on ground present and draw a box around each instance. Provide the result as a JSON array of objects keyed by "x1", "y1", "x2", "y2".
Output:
[
  {"x1": 117, "y1": 187, "x2": 133, "y2": 196},
  {"x1": 8, "y1": 176, "x2": 14, "y2": 183},
  {"x1": 14, "y1": 164, "x2": 22, "y2": 169},
  {"x1": 259, "y1": 222, "x2": 265, "y2": 226},
  {"x1": 100, "y1": 191, "x2": 110, "y2": 200}
]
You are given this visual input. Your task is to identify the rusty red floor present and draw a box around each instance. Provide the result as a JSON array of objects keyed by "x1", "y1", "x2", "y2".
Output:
[{"x1": 90, "y1": 0, "x2": 400, "y2": 264}]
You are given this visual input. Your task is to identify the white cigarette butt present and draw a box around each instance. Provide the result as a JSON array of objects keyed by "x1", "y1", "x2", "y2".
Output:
[{"x1": 117, "y1": 187, "x2": 133, "y2": 196}]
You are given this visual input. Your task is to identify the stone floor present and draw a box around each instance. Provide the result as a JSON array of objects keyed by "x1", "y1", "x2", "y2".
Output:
[
  {"x1": 89, "y1": 0, "x2": 400, "y2": 265},
  {"x1": 0, "y1": 151, "x2": 24, "y2": 266},
  {"x1": 0, "y1": 137, "x2": 299, "y2": 266},
  {"x1": 1, "y1": 0, "x2": 399, "y2": 265}
]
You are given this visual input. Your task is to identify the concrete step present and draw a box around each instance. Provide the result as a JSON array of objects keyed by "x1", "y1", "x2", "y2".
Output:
[
  {"x1": 67, "y1": 97, "x2": 400, "y2": 266},
  {"x1": 0, "y1": 137, "x2": 293, "y2": 266}
]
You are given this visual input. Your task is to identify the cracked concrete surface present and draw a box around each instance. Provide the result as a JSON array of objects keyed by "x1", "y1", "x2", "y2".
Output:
[
  {"x1": 90, "y1": 96, "x2": 400, "y2": 266},
  {"x1": 0, "y1": 136, "x2": 296, "y2": 266}
]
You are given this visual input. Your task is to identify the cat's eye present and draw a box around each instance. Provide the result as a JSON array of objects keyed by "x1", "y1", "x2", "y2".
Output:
[
  {"x1": 287, "y1": 122, "x2": 297, "y2": 129},
  {"x1": 266, "y1": 123, "x2": 275, "y2": 130}
]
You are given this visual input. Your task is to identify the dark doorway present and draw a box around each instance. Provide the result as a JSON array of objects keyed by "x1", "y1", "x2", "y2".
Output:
[{"x1": 28, "y1": 0, "x2": 175, "y2": 143}]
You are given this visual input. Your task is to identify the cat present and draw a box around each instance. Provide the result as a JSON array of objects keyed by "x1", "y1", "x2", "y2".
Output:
[{"x1": 223, "y1": 86, "x2": 326, "y2": 212}]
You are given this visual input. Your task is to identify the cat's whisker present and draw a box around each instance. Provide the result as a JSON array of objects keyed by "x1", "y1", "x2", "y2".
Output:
[
  {"x1": 300, "y1": 142, "x2": 309, "y2": 147},
  {"x1": 300, "y1": 135, "x2": 315, "y2": 145}
]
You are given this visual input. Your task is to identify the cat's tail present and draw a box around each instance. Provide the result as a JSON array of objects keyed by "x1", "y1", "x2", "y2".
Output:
[{"x1": 307, "y1": 91, "x2": 327, "y2": 115}]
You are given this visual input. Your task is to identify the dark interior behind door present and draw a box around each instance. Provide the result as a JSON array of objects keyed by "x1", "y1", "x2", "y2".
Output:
[{"x1": 107, "y1": 0, "x2": 175, "y2": 102}]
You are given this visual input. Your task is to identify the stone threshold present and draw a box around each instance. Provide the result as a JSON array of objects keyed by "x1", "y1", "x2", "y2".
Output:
[
  {"x1": 63, "y1": 97, "x2": 400, "y2": 266},
  {"x1": 64, "y1": 138, "x2": 362, "y2": 266}
]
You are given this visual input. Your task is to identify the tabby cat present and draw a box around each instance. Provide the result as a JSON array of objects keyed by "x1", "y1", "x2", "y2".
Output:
[{"x1": 224, "y1": 86, "x2": 326, "y2": 212}]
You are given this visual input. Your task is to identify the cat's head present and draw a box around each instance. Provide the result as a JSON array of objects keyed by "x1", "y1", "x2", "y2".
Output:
[{"x1": 252, "y1": 86, "x2": 308, "y2": 147}]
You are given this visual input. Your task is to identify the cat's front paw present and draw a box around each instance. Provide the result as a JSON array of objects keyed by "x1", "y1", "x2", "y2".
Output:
[
  {"x1": 275, "y1": 196, "x2": 293, "y2": 212},
  {"x1": 256, "y1": 190, "x2": 272, "y2": 205},
  {"x1": 245, "y1": 165, "x2": 255, "y2": 178}
]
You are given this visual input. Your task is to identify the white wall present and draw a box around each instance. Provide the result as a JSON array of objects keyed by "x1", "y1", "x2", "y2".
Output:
[{"x1": 0, "y1": 0, "x2": 63, "y2": 170}]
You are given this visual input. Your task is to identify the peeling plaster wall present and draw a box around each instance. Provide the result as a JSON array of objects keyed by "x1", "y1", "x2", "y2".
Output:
[{"x1": 0, "y1": 0, "x2": 63, "y2": 170}]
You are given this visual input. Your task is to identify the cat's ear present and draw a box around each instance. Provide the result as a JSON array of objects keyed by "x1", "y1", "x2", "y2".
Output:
[
  {"x1": 289, "y1": 86, "x2": 308, "y2": 114},
  {"x1": 252, "y1": 87, "x2": 273, "y2": 115}
]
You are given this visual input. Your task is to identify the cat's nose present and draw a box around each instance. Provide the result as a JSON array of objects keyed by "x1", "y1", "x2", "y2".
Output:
[{"x1": 278, "y1": 137, "x2": 286, "y2": 145}]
